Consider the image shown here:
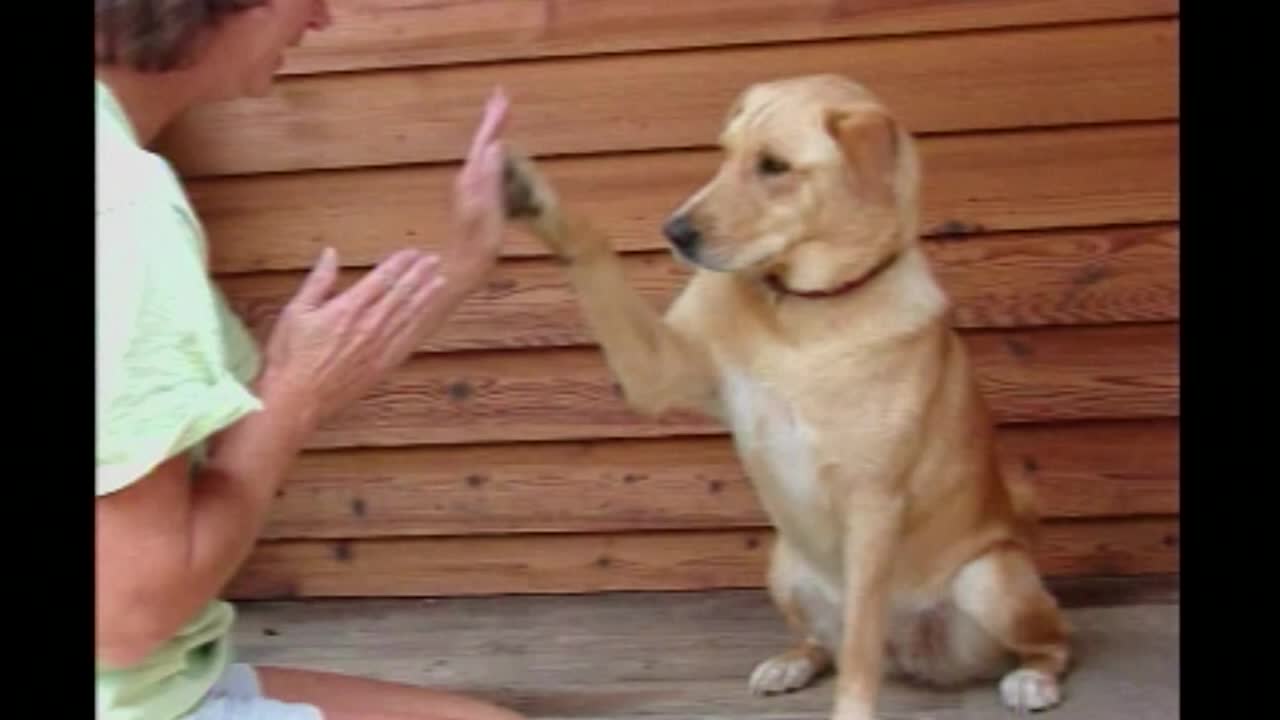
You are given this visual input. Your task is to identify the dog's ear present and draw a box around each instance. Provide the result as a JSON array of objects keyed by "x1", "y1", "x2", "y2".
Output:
[
  {"x1": 719, "y1": 92, "x2": 751, "y2": 143},
  {"x1": 724, "y1": 95, "x2": 747, "y2": 127},
  {"x1": 824, "y1": 105, "x2": 900, "y2": 204}
]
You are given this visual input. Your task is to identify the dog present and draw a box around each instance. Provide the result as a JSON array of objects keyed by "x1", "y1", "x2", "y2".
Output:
[{"x1": 502, "y1": 74, "x2": 1071, "y2": 719}]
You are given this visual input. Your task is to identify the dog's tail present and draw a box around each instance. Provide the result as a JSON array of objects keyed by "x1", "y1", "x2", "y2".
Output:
[
  {"x1": 1007, "y1": 475, "x2": 1040, "y2": 520},
  {"x1": 1005, "y1": 474, "x2": 1043, "y2": 544}
]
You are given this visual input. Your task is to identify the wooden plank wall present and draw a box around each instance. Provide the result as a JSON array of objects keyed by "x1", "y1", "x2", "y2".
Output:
[{"x1": 158, "y1": 1, "x2": 1180, "y2": 599}]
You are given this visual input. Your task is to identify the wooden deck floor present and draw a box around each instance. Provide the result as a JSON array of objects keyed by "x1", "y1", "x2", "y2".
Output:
[{"x1": 233, "y1": 578, "x2": 1178, "y2": 720}]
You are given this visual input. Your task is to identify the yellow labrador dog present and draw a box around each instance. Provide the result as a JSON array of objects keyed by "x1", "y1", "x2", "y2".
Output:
[{"x1": 503, "y1": 74, "x2": 1071, "y2": 719}]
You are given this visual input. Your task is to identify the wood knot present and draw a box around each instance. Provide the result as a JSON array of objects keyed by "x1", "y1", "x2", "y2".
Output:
[
  {"x1": 931, "y1": 220, "x2": 986, "y2": 239},
  {"x1": 350, "y1": 498, "x2": 367, "y2": 517},
  {"x1": 1071, "y1": 264, "x2": 1109, "y2": 287},
  {"x1": 466, "y1": 474, "x2": 489, "y2": 488},
  {"x1": 1004, "y1": 337, "x2": 1034, "y2": 359},
  {"x1": 447, "y1": 381, "x2": 473, "y2": 401},
  {"x1": 334, "y1": 540, "x2": 353, "y2": 563}
]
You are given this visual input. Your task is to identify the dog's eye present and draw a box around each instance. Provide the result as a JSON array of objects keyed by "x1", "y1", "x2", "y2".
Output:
[{"x1": 757, "y1": 153, "x2": 790, "y2": 176}]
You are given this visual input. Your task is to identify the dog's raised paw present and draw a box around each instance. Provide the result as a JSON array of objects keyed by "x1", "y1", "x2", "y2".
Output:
[
  {"x1": 502, "y1": 150, "x2": 556, "y2": 221},
  {"x1": 749, "y1": 650, "x2": 823, "y2": 696},
  {"x1": 998, "y1": 668, "x2": 1062, "y2": 712}
]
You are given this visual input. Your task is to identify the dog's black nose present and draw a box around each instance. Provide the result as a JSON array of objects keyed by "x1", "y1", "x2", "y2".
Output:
[{"x1": 663, "y1": 214, "x2": 702, "y2": 253}]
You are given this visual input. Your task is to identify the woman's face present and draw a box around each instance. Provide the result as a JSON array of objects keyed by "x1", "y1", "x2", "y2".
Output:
[{"x1": 201, "y1": 0, "x2": 332, "y2": 100}]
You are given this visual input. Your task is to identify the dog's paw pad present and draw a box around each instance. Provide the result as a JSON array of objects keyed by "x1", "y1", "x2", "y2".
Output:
[
  {"x1": 999, "y1": 668, "x2": 1062, "y2": 712},
  {"x1": 749, "y1": 652, "x2": 821, "y2": 696},
  {"x1": 502, "y1": 151, "x2": 555, "y2": 220}
]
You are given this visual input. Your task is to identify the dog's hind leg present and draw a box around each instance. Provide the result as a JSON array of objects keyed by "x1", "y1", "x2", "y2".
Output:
[
  {"x1": 750, "y1": 538, "x2": 838, "y2": 696},
  {"x1": 951, "y1": 544, "x2": 1072, "y2": 712}
]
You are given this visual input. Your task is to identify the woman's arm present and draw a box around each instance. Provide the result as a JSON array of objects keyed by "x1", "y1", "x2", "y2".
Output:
[
  {"x1": 96, "y1": 245, "x2": 437, "y2": 666},
  {"x1": 95, "y1": 376, "x2": 309, "y2": 667},
  {"x1": 95, "y1": 90, "x2": 510, "y2": 668}
]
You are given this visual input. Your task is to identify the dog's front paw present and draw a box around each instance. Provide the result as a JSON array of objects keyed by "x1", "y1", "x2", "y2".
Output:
[
  {"x1": 749, "y1": 650, "x2": 824, "y2": 696},
  {"x1": 502, "y1": 149, "x2": 577, "y2": 258},
  {"x1": 502, "y1": 150, "x2": 610, "y2": 265},
  {"x1": 502, "y1": 150, "x2": 556, "y2": 222},
  {"x1": 999, "y1": 668, "x2": 1062, "y2": 712}
]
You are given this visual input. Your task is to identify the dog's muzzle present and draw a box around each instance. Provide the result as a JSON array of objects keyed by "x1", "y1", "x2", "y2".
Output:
[{"x1": 662, "y1": 214, "x2": 702, "y2": 256}]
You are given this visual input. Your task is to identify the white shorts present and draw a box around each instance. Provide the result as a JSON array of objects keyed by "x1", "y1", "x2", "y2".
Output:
[{"x1": 182, "y1": 663, "x2": 324, "y2": 720}]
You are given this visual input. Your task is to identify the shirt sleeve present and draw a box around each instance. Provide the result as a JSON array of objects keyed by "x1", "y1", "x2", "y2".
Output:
[{"x1": 96, "y1": 200, "x2": 263, "y2": 496}]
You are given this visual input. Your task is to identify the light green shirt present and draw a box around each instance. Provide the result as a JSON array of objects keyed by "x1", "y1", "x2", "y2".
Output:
[{"x1": 96, "y1": 80, "x2": 264, "y2": 720}]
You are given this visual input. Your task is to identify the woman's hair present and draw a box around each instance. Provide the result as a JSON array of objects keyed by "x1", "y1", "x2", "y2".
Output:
[{"x1": 95, "y1": 0, "x2": 267, "y2": 72}]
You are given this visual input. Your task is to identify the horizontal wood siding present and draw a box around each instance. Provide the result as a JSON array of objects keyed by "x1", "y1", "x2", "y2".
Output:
[
  {"x1": 262, "y1": 418, "x2": 1179, "y2": 540},
  {"x1": 154, "y1": 1, "x2": 1179, "y2": 598},
  {"x1": 196, "y1": 122, "x2": 1178, "y2": 274},
  {"x1": 230, "y1": 518, "x2": 1179, "y2": 599},
  {"x1": 159, "y1": 20, "x2": 1177, "y2": 176}
]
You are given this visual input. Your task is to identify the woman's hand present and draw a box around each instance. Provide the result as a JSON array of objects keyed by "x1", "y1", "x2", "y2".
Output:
[
  {"x1": 442, "y1": 87, "x2": 510, "y2": 287},
  {"x1": 257, "y1": 88, "x2": 511, "y2": 429},
  {"x1": 97, "y1": 92, "x2": 517, "y2": 671},
  {"x1": 258, "y1": 246, "x2": 445, "y2": 429},
  {"x1": 98, "y1": 245, "x2": 446, "y2": 666}
]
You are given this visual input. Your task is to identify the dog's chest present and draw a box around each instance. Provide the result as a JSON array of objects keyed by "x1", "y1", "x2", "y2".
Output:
[{"x1": 721, "y1": 368, "x2": 841, "y2": 553}]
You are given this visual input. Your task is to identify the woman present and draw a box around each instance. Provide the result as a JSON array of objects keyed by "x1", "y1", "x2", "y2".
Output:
[{"x1": 95, "y1": 1, "x2": 525, "y2": 718}]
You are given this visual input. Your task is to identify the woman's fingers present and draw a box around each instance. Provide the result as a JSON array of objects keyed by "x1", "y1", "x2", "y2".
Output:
[
  {"x1": 363, "y1": 254, "x2": 441, "y2": 337},
  {"x1": 291, "y1": 247, "x2": 340, "y2": 310},
  {"x1": 469, "y1": 142, "x2": 507, "y2": 236},
  {"x1": 332, "y1": 249, "x2": 422, "y2": 318},
  {"x1": 379, "y1": 272, "x2": 448, "y2": 370},
  {"x1": 458, "y1": 89, "x2": 509, "y2": 203},
  {"x1": 467, "y1": 87, "x2": 509, "y2": 165}
]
